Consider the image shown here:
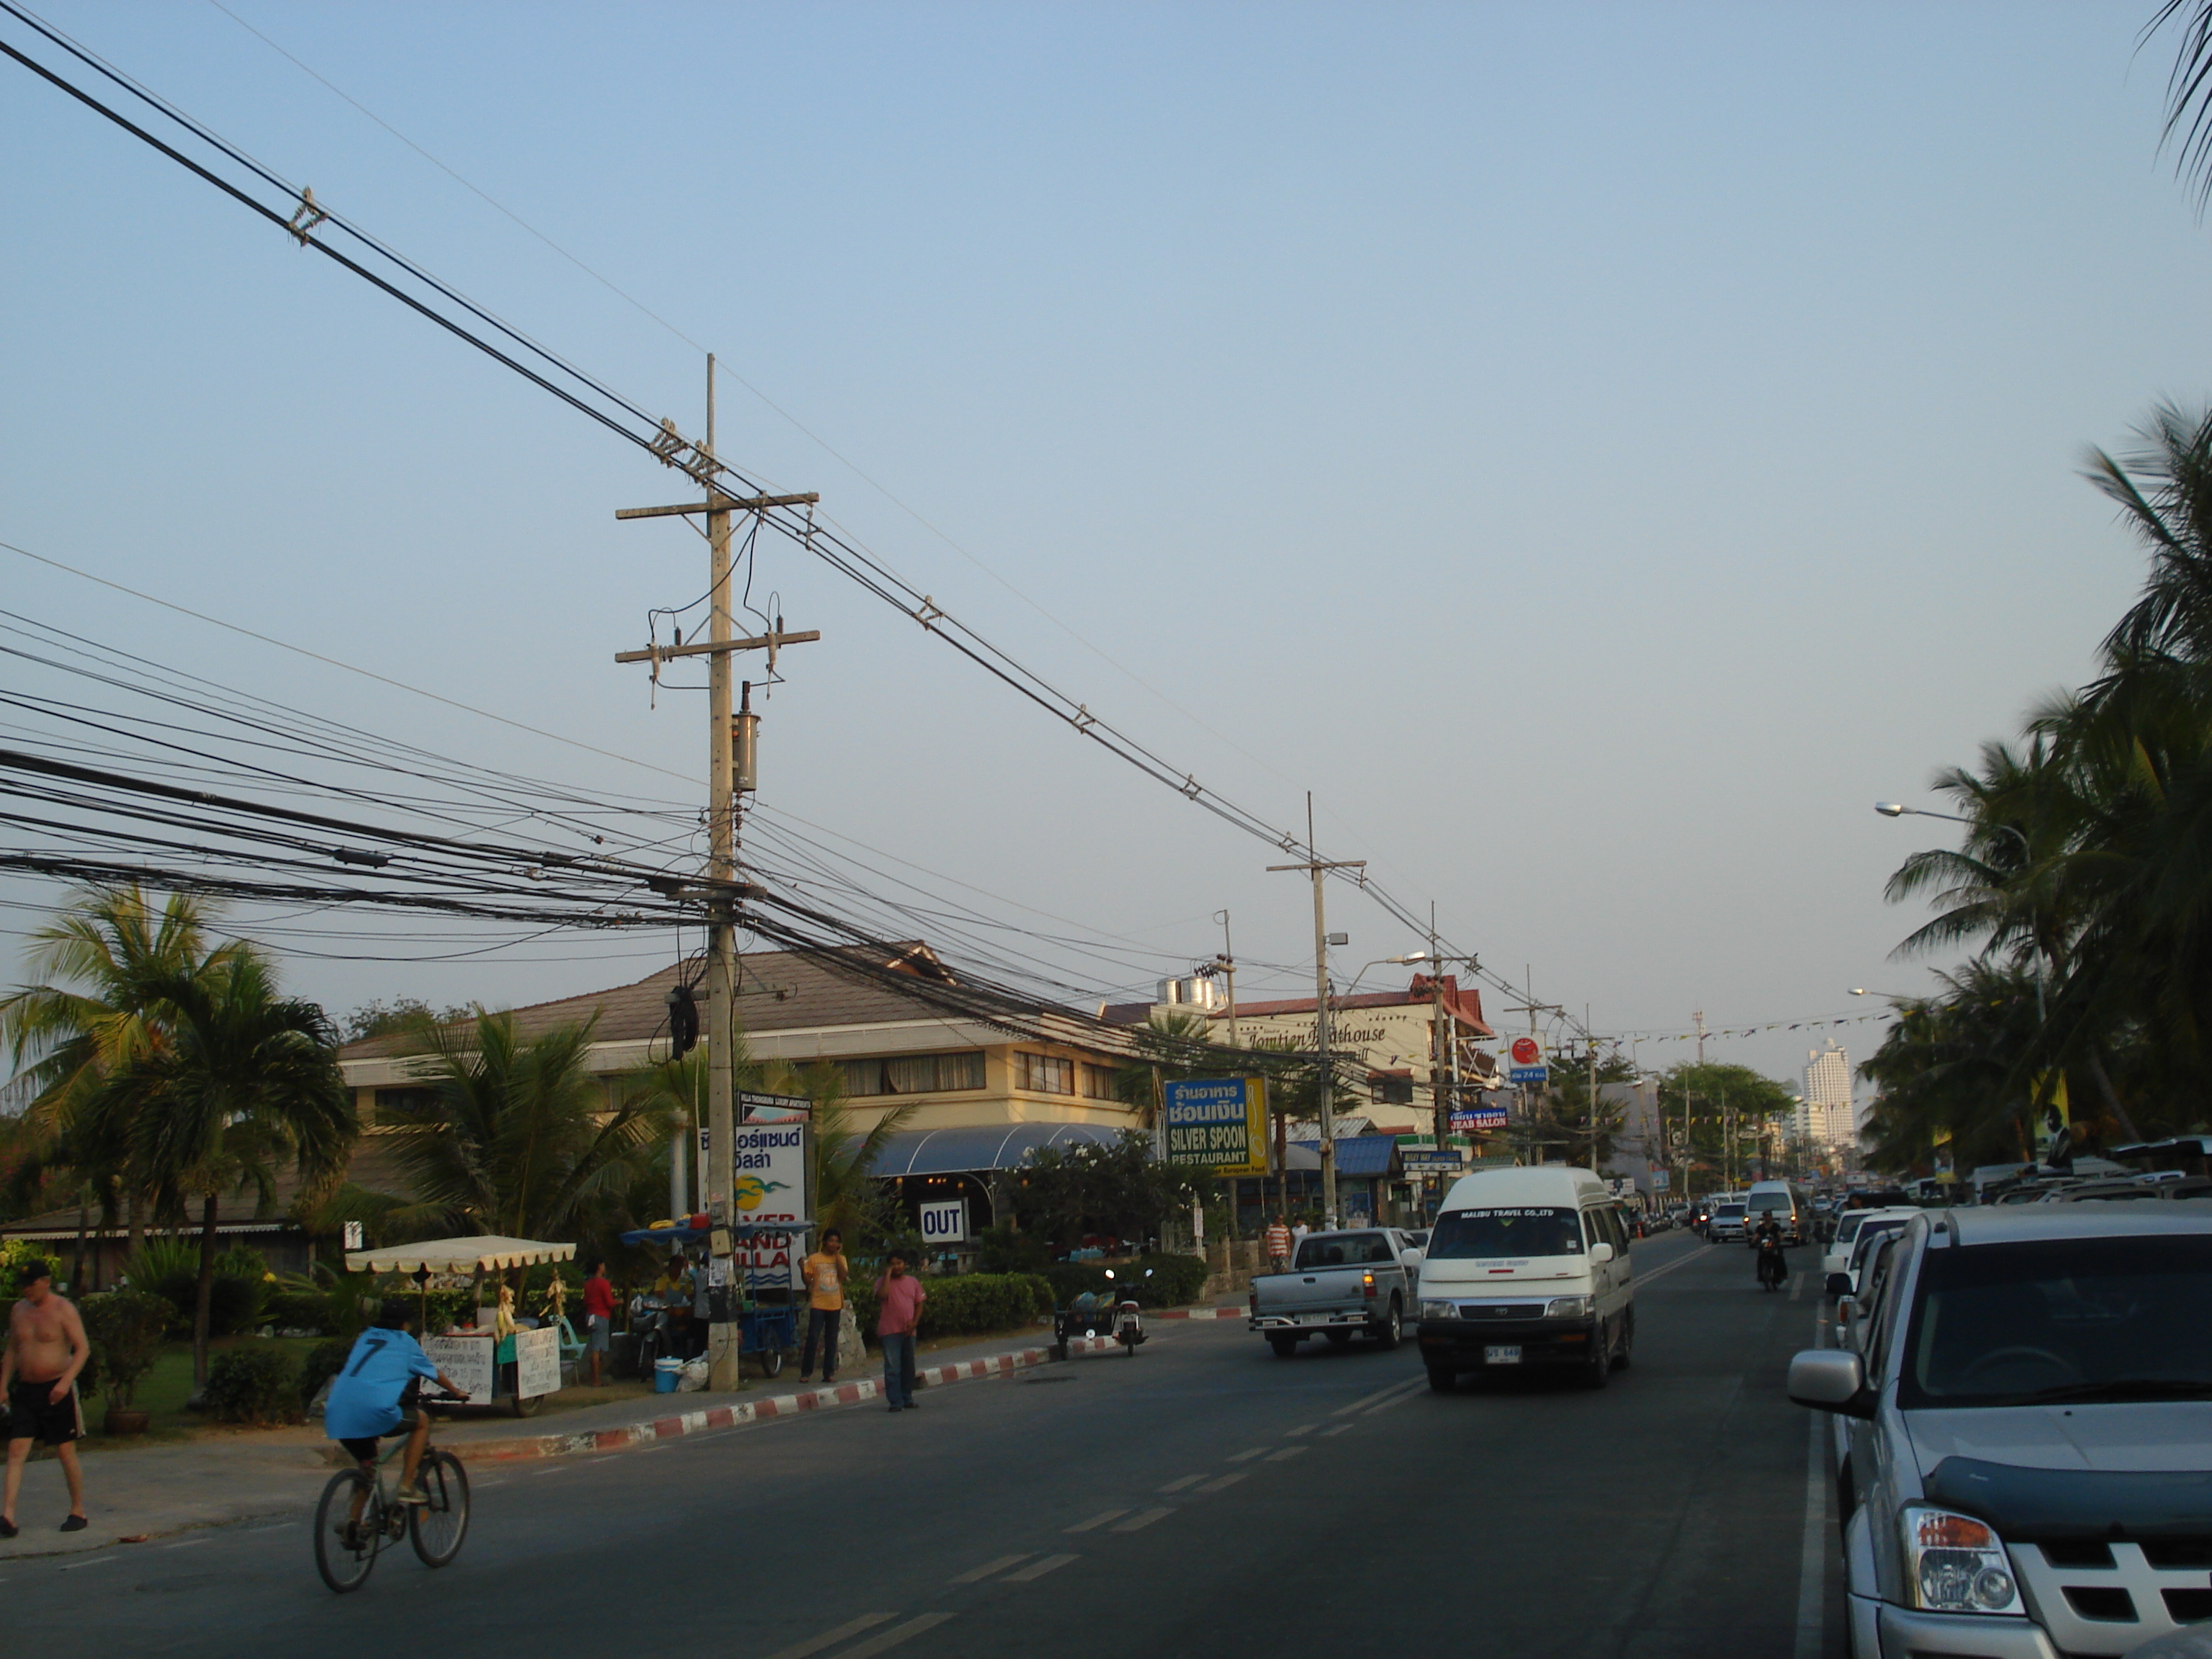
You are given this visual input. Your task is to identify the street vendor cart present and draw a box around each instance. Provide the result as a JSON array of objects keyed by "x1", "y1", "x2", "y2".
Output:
[
  {"x1": 344, "y1": 1235, "x2": 577, "y2": 1418},
  {"x1": 618, "y1": 1217, "x2": 815, "y2": 1382}
]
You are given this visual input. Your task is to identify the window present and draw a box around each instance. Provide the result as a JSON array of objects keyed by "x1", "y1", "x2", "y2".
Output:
[
  {"x1": 1016, "y1": 1053, "x2": 1074, "y2": 1094},
  {"x1": 1370, "y1": 1074, "x2": 1415, "y2": 1106},
  {"x1": 1426, "y1": 1207, "x2": 1585, "y2": 1259},
  {"x1": 840, "y1": 1051, "x2": 984, "y2": 1097},
  {"x1": 373, "y1": 1087, "x2": 433, "y2": 1119},
  {"x1": 1294, "y1": 1232, "x2": 1395, "y2": 1269},
  {"x1": 1081, "y1": 1064, "x2": 1118, "y2": 1101}
]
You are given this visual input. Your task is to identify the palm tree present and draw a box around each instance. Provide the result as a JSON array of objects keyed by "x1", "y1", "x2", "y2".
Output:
[
  {"x1": 1, "y1": 886, "x2": 232, "y2": 1260},
  {"x1": 382, "y1": 1011, "x2": 670, "y2": 1263},
  {"x1": 85, "y1": 950, "x2": 355, "y2": 1390}
]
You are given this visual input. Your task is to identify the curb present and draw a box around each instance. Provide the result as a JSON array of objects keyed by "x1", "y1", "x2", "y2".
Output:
[
  {"x1": 443, "y1": 1337, "x2": 1120, "y2": 1463},
  {"x1": 1154, "y1": 1306, "x2": 1245, "y2": 1320}
]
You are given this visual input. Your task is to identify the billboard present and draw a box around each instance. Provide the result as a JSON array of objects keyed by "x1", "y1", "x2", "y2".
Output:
[
  {"x1": 1161, "y1": 1076, "x2": 1269, "y2": 1174},
  {"x1": 1506, "y1": 1035, "x2": 1547, "y2": 1084}
]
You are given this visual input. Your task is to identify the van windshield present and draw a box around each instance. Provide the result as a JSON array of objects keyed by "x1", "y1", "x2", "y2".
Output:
[
  {"x1": 1748, "y1": 1193, "x2": 1794, "y2": 1213},
  {"x1": 1426, "y1": 1206, "x2": 1584, "y2": 1259}
]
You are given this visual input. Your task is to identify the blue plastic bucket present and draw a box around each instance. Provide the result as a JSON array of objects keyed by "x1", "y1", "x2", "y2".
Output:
[{"x1": 653, "y1": 1357, "x2": 682, "y2": 1394}]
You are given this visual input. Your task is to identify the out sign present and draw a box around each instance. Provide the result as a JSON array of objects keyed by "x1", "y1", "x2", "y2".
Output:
[{"x1": 918, "y1": 1199, "x2": 968, "y2": 1245}]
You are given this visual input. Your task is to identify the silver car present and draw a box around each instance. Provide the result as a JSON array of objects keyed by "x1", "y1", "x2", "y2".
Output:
[{"x1": 1789, "y1": 1204, "x2": 2212, "y2": 1657}]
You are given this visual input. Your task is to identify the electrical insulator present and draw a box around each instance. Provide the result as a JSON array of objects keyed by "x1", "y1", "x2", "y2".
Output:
[{"x1": 732, "y1": 680, "x2": 760, "y2": 793}]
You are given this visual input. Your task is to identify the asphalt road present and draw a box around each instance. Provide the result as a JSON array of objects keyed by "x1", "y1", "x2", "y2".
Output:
[{"x1": 6, "y1": 1230, "x2": 1845, "y2": 1659}]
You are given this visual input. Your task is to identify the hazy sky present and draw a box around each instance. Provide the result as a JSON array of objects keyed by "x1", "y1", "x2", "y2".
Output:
[{"x1": 5, "y1": 2, "x2": 2208, "y2": 1091}]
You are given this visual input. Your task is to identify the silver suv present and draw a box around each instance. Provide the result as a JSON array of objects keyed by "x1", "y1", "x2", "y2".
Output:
[{"x1": 1789, "y1": 1204, "x2": 2212, "y2": 1657}]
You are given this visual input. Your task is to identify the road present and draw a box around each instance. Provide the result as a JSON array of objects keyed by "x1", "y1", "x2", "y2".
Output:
[{"x1": 4, "y1": 1230, "x2": 1844, "y2": 1659}]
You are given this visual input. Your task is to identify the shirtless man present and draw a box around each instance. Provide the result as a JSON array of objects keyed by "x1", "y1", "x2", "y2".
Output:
[{"x1": 1, "y1": 1259, "x2": 89, "y2": 1537}]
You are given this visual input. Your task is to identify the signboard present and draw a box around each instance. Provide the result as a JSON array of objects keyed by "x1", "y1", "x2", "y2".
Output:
[
  {"x1": 1507, "y1": 1035, "x2": 1548, "y2": 1085},
  {"x1": 1451, "y1": 1102, "x2": 1509, "y2": 1132},
  {"x1": 919, "y1": 1199, "x2": 969, "y2": 1246},
  {"x1": 1401, "y1": 1148, "x2": 1464, "y2": 1172},
  {"x1": 513, "y1": 1324, "x2": 562, "y2": 1397},
  {"x1": 739, "y1": 1090, "x2": 811, "y2": 1121},
  {"x1": 1649, "y1": 1170, "x2": 1671, "y2": 1192},
  {"x1": 342, "y1": 1220, "x2": 364, "y2": 1251},
  {"x1": 1161, "y1": 1076, "x2": 1269, "y2": 1174},
  {"x1": 724, "y1": 1120, "x2": 808, "y2": 1292},
  {"x1": 423, "y1": 1333, "x2": 495, "y2": 1403}
]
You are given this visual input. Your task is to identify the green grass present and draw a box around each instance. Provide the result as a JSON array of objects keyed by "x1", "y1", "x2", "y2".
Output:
[{"x1": 82, "y1": 1335, "x2": 324, "y2": 1444}]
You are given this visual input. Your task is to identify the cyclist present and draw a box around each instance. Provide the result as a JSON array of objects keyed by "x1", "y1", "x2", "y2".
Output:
[{"x1": 325, "y1": 1299, "x2": 467, "y2": 1522}]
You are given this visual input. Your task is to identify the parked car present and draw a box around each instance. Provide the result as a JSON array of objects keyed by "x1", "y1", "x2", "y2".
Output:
[
  {"x1": 1413, "y1": 1165, "x2": 1636, "y2": 1392},
  {"x1": 1825, "y1": 1212, "x2": 1916, "y2": 1301},
  {"x1": 1821, "y1": 1207, "x2": 1918, "y2": 1290},
  {"x1": 1789, "y1": 1203, "x2": 2212, "y2": 1658},
  {"x1": 1246, "y1": 1228, "x2": 1422, "y2": 1358}
]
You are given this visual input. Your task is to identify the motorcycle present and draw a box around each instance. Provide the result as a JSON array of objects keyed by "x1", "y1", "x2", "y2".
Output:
[
  {"x1": 1755, "y1": 1234, "x2": 1789, "y2": 1292},
  {"x1": 629, "y1": 1292, "x2": 677, "y2": 1377},
  {"x1": 1052, "y1": 1267, "x2": 1154, "y2": 1359}
]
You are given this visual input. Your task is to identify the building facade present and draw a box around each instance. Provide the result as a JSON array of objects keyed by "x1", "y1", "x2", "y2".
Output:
[{"x1": 1799, "y1": 1042, "x2": 1855, "y2": 1150}]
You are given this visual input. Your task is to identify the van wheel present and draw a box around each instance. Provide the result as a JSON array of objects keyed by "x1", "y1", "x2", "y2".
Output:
[
  {"x1": 1582, "y1": 1323, "x2": 1612, "y2": 1390},
  {"x1": 1268, "y1": 1335, "x2": 1300, "y2": 1358},
  {"x1": 1371, "y1": 1300, "x2": 1401, "y2": 1351},
  {"x1": 1611, "y1": 1309, "x2": 1635, "y2": 1371},
  {"x1": 1425, "y1": 1361, "x2": 1456, "y2": 1394}
]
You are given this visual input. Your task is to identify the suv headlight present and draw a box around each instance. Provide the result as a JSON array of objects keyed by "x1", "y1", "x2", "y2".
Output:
[
  {"x1": 1900, "y1": 1507, "x2": 2023, "y2": 1616},
  {"x1": 1418, "y1": 1300, "x2": 1458, "y2": 1321},
  {"x1": 1545, "y1": 1296, "x2": 1592, "y2": 1319}
]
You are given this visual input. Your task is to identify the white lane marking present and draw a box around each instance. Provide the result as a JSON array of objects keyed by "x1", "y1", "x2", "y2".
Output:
[
  {"x1": 1794, "y1": 1410, "x2": 1829, "y2": 1659},
  {"x1": 950, "y1": 1554, "x2": 1030, "y2": 1583},
  {"x1": 1225, "y1": 1447, "x2": 1270, "y2": 1462},
  {"x1": 837, "y1": 1613, "x2": 956, "y2": 1658},
  {"x1": 588, "y1": 1455, "x2": 617, "y2": 1464},
  {"x1": 163, "y1": 1538, "x2": 210, "y2": 1550},
  {"x1": 244, "y1": 1522, "x2": 295, "y2": 1532},
  {"x1": 532, "y1": 1465, "x2": 566, "y2": 1476},
  {"x1": 1000, "y1": 1553, "x2": 1078, "y2": 1583},
  {"x1": 1264, "y1": 1446, "x2": 1307, "y2": 1462},
  {"x1": 1158, "y1": 1475, "x2": 1204, "y2": 1493},
  {"x1": 1109, "y1": 1507, "x2": 1173, "y2": 1532},
  {"x1": 60, "y1": 1555, "x2": 117, "y2": 1570},
  {"x1": 475, "y1": 1479, "x2": 508, "y2": 1488},
  {"x1": 1193, "y1": 1473, "x2": 1247, "y2": 1495},
  {"x1": 1064, "y1": 1509, "x2": 1128, "y2": 1534},
  {"x1": 1321, "y1": 1422, "x2": 1356, "y2": 1437},
  {"x1": 758, "y1": 1612, "x2": 895, "y2": 1659},
  {"x1": 1330, "y1": 1374, "x2": 1426, "y2": 1416},
  {"x1": 1628, "y1": 1249, "x2": 1706, "y2": 1289},
  {"x1": 1790, "y1": 1270, "x2": 1807, "y2": 1303},
  {"x1": 1364, "y1": 1389, "x2": 1422, "y2": 1416},
  {"x1": 1284, "y1": 1423, "x2": 1318, "y2": 1437}
]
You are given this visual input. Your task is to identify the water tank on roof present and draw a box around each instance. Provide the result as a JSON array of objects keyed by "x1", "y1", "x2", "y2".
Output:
[{"x1": 1156, "y1": 977, "x2": 1183, "y2": 1004}]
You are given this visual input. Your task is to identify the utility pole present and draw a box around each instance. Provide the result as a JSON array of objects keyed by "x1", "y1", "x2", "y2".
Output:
[
  {"x1": 1503, "y1": 969, "x2": 1564, "y2": 1167},
  {"x1": 1587, "y1": 1004, "x2": 1599, "y2": 1175},
  {"x1": 616, "y1": 354, "x2": 820, "y2": 1393},
  {"x1": 1267, "y1": 795, "x2": 1363, "y2": 1228}
]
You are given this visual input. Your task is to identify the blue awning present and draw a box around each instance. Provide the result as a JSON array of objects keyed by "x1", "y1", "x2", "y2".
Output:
[
  {"x1": 866, "y1": 1122, "x2": 1129, "y2": 1178},
  {"x1": 1290, "y1": 1134, "x2": 1401, "y2": 1177}
]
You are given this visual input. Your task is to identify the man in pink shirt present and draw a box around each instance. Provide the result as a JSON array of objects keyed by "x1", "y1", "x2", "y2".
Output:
[{"x1": 873, "y1": 1252, "x2": 927, "y2": 1412}]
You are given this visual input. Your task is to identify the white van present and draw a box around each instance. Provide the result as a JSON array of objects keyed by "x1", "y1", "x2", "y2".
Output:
[
  {"x1": 1744, "y1": 1179, "x2": 1810, "y2": 1245},
  {"x1": 1413, "y1": 1165, "x2": 1634, "y2": 1393}
]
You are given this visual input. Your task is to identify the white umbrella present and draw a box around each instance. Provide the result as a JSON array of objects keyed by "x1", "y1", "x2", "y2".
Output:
[{"x1": 344, "y1": 1235, "x2": 577, "y2": 1275}]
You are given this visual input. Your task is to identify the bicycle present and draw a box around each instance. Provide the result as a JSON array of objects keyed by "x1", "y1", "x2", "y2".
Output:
[{"x1": 312, "y1": 1393, "x2": 472, "y2": 1593}]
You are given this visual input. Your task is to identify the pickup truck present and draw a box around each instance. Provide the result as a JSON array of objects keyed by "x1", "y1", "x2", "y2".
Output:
[{"x1": 1246, "y1": 1228, "x2": 1423, "y2": 1357}]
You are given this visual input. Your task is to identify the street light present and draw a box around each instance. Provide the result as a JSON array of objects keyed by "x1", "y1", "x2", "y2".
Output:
[
  {"x1": 1339, "y1": 952, "x2": 1429, "y2": 997},
  {"x1": 1873, "y1": 800, "x2": 2043, "y2": 1024},
  {"x1": 1849, "y1": 988, "x2": 1919, "y2": 1001}
]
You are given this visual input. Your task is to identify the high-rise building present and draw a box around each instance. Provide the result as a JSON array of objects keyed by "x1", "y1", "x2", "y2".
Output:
[{"x1": 1800, "y1": 1042, "x2": 1854, "y2": 1149}]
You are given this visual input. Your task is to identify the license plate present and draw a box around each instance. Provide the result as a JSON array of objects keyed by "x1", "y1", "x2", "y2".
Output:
[{"x1": 1483, "y1": 1345, "x2": 1522, "y2": 1365}]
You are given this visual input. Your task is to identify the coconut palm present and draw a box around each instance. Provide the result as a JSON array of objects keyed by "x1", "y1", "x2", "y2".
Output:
[{"x1": 84, "y1": 950, "x2": 354, "y2": 1390}]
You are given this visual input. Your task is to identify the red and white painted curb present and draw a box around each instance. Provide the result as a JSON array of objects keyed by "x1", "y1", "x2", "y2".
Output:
[
  {"x1": 451, "y1": 1337, "x2": 1120, "y2": 1463},
  {"x1": 1153, "y1": 1305, "x2": 1246, "y2": 1320}
]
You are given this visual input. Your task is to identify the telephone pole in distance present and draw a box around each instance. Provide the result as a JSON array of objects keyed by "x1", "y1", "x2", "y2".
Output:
[{"x1": 1267, "y1": 795, "x2": 1362, "y2": 1229}]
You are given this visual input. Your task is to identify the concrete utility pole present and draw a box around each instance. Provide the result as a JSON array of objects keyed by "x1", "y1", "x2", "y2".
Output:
[
  {"x1": 1268, "y1": 795, "x2": 1364, "y2": 1229},
  {"x1": 616, "y1": 354, "x2": 819, "y2": 1393}
]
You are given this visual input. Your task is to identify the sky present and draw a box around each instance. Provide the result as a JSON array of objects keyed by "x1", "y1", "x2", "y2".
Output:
[{"x1": 4, "y1": 1, "x2": 2209, "y2": 1093}]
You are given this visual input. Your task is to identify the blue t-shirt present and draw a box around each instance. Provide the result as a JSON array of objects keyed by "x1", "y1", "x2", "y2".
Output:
[{"x1": 324, "y1": 1326, "x2": 439, "y2": 1440}]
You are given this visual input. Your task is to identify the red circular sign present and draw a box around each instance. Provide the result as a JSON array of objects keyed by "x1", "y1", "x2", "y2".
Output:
[{"x1": 1509, "y1": 1036, "x2": 1541, "y2": 1066}]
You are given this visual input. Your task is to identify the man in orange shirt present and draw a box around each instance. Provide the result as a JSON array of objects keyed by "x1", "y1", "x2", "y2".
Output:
[{"x1": 798, "y1": 1229, "x2": 850, "y2": 1386}]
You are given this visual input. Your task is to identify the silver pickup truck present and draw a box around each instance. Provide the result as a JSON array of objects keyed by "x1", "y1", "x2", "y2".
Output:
[{"x1": 1246, "y1": 1228, "x2": 1423, "y2": 1357}]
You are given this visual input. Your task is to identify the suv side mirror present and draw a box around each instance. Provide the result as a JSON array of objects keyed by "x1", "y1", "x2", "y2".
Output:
[
  {"x1": 1788, "y1": 1349, "x2": 1874, "y2": 1419},
  {"x1": 1588, "y1": 1242, "x2": 1615, "y2": 1265},
  {"x1": 1825, "y1": 1272, "x2": 1853, "y2": 1298}
]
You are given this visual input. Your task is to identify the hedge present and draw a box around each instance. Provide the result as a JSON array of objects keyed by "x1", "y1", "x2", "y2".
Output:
[
  {"x1": 847, "y1": 1271, "x2": 1053, "y2": 1342},
  {"x1": 1043, "y1": 1253, "x2": 1206, "y2": 1308},
  {"x1": 203, "y1": 1346, "x2": 300, "y2": 1425},
  {"x1": 297, "y1": 1338, "x2": 351, "y2": 1409}
]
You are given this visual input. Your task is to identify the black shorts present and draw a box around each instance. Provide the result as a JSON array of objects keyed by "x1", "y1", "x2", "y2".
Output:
[{"x1": 6, "y1": 1380, "x2": 84, "y2": 1447}]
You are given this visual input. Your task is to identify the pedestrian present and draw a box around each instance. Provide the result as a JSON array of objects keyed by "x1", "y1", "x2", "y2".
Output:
[
  {"x1": 873, "y1": 1251, "x2": 927, "y2": 1413},
  {"x1": 1264, "y1": 1214, "x2": 1292, "y2": 1272},
  {"x1": 1, "y1": 1259, "x2": 89, "y2": 1538},
  {"x1": 1291, "y1": 1219, "x2": 1311, "y2": 1249},
  {"x1": 580, "y1": 1259, "x2": 616, "y2": 1388},
  {"x1": 798, "y1": 1228, "x2": 850, "y2": 1385}
]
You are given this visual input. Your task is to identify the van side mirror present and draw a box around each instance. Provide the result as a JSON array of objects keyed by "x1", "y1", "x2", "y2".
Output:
[
  {"x1": 1825, "y1": 1272, "x2": 1853, "y2": 1298},
  {"x1": 1588, "y1": 1242, "x2": 1615, "y2": 1265},
  {"x1": 1787, "y1": 1349, "x2": 1874, "y2": 1419}
]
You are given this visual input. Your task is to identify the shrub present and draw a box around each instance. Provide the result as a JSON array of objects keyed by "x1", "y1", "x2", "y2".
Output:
[
  {"x1": 297, "y1": 1338, "x2": 352, "y2": 1409},
  {"x1": 1044, "y1": 1252, "x2": 1206, "y2": 1308},
  {"x1": 80, "y1": 1290, "x2": 169, "y2": 1409},
  {"x1": 975, "y1": 1225, "x2": 1051, "y2": 1276},
  {"x1": 202, "y1": 1346, "x2": 300, "y2": 1425},
  {"x1": 263, "y1": 1289, "x2": 336, "y2": 1335},
  {"x1": 913, "y1": 1272, "x2": 1054, "y2": 1339},
  {"x1": 124, "y1": 1238, "x2": 267, "y2": 1336}
]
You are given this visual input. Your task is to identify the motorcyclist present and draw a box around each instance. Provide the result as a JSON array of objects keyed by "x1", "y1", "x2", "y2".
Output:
[{"x1": 1753, "y1": 1213, "x2": 1786, "y2": 1289}]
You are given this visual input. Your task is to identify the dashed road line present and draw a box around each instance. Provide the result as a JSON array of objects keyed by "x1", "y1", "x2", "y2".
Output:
[
  {"x1": 951, "y1": 1554, "x2": 1031, "y2": 1584},
  {"x1": 1226, "y1": 1447, "x2": 1271, "y2": 1462},
  {"x1": 1110, "y1": 1508, "x2": 1173, "y2": 1532},
  {"x1": 1193, "y1": 1473, "x2": 1247, "y2": 1495},
  {"x1": 1284, "y1": 1423, "x2": 1318, "y2": 1437},
  {"x1": 244, "y1": 1522, "x2": 295, "y2": 1532},
  {"x1": 1321, "y1": 1422, "x2": 1356, "y2": 1437},
  {"x1": 59, "y1": 1555, "x2": 117, "y2": 1570},
  {"x1": 759, "y1": 1612, "x2": 895, "y2": 1659},
  {"x1": 1331, "y1": 1375, "x2": 1425, "y2": 1416},
  {"x1": 837, "y1": 1612, "x2": 956, "y2": 1658},
  {"x1": 1001, "y1": 1553, "x2": 1078, "y2": 1582},
  {"x1": 163, "y1": 1538, "x2": 210, "y2": 1550},
  {"x1": 1158, "y1": 1475, "x2": 1204, "y2": 1493},
  {"x1": 1264, "y1": 1446, "x2": 1308, "y2": 1462},
  {"x1": 1064, "y1": 1509, "x2": 1128, "y2": 1533}
]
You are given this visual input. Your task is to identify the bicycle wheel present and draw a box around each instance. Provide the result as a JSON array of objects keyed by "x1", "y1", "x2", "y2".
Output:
[
  {"x1": 313, "y1": 1468, "x2": 382, "y2": 1593},
  {"x1": 408, "y1": 1449, "x2": 471, "y2": 1568}
]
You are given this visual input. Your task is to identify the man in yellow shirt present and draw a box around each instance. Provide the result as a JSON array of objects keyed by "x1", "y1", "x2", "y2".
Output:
[{"x1": 797, "y1": 1228, "x2": 849, "y2": 1385}]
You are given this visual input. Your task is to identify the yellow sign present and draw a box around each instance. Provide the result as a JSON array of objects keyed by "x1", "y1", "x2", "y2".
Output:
[{"x1": 1162, "y1": 1075, "x2": 1269, "y2": 1176}]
